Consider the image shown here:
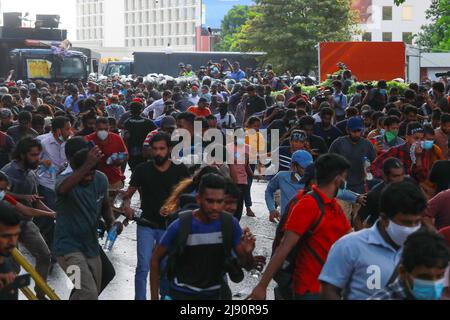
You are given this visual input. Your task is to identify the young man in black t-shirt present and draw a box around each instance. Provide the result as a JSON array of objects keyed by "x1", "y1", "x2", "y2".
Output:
[
  {"x1": 123, "y1": 102, "x2": 157, "y2": 171},
  {"x1": 0, "y1": 203, "x2": 21, "y2": 301},
  {"x1": 123, "y1": 132, "x2": 190, "y2": 301}
]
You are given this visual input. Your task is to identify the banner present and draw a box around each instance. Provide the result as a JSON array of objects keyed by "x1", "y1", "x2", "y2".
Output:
[{"x1": 26, "y1": 59, "x2": 52, "y2": 79}]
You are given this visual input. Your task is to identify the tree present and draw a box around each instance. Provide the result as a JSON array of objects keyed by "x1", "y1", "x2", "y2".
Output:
[
  {"x1": 234, "y1": 0, "x2": 357, "y2": 74},
  {"x1": 215, "y1": 5, "x2": 253, "y2": 52},
  {"x1": 416, "y1": 0, "x2": 450, "y2": 51}
]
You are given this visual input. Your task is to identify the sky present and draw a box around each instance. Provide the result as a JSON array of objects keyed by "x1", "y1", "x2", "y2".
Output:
[{"x1": 2, "y1": 0, "x2": 77, "y2": 39}]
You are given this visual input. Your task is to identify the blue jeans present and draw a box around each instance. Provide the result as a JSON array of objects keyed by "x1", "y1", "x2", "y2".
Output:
[
  {"x1": 245, "y1": 165, "x2": 256, "y2": 208},
  {"x1": 135, "y1": 225, "x2": 168, "y2": 300}
]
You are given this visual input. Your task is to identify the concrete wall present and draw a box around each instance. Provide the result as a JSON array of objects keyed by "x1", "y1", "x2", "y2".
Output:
[{"x1": 103, "y1": 0, "x2": 125, "y2": 47}]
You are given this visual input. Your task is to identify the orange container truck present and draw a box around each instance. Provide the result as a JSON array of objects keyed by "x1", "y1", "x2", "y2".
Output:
[{"x1": 319, "y1": 42, "x2": 406, "y2": 82}]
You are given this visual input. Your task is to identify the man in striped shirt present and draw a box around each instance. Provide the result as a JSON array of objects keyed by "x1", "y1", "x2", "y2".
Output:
[{"x1": 277, "y1": 130, "x2": 310, "y2": 172}]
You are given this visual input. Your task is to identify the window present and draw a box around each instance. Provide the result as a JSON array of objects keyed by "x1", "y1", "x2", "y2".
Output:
[
  {"x1": 362, "y1": 32, "x2": 372, "y2": 42},
  {"x1": 382, "y1": 32, "x2": 392, "y2": 42},
  {"x1": 402, "y1": 6, "x2": 413, "y2": 21},
  {"x1": 403, "y1": 32, "x2": 413, "y2": 44},
  {"x1": 382, "y1": 6, "x2": 392, "y2": 21}
]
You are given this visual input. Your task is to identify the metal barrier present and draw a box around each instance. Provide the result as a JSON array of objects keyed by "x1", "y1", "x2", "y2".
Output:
[{"x1": 11, "y1": 248, "x2": 60, "y2": 301}]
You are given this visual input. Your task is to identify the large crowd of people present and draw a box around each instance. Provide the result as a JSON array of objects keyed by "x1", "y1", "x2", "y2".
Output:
[{"x1": 0, "y1": 60, "x2": 450, "y2": 301}]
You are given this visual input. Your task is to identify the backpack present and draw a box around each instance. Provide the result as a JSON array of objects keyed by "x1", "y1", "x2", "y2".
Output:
[
  {"x1": 165, "y1": 211, "x2": 244, "y2": 288},
  {"x1": 272, "y1": 190, "x2": 326, "y2": 299}
]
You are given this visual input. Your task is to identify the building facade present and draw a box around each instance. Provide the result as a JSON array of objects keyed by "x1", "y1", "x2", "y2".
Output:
[
  {"x1": 352, "y1": 0, "x2": 432, "y2": 44},
  {"x1": 76, "y1": 0, "x2": 201, "y2": 52}
]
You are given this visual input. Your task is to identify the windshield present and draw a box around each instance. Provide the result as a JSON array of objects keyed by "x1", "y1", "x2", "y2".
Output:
[
  {"x1": 58, "y1": 57, "x2": 85, "y2": 79},
  {"x1": 104, "y1": 63, "x2": 129, "y2": 76},
  {"x1": 25, "y1": 55, "x2": 86, "y2": 80}
]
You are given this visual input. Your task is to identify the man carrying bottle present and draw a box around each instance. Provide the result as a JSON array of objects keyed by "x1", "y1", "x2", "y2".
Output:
[{"x1": 54, "y1": 138, "x2": 122, "y2": 300}]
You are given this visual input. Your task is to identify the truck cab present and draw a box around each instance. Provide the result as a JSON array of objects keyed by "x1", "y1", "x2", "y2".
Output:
[
  {"x1": 9, "y1": 48, "x2": 88, "y2": 82},
  {"x1": 103, "y1": 61, "x2": 134, "y2": 77}
]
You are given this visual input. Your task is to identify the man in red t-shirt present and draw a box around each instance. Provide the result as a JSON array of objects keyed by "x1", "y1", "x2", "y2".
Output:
[
  {"x1": 187, "y1": 98, "x2": 212, "y2": 117},
  {"x1": 288, "y1": 86, "x2": 310, "y2": 105},
  {"x1": 86, "y1": 117, "x2": 128, "y2": 190},
  {"x1": 249, "y1": 153, "x2": 352, "y2": 300}
]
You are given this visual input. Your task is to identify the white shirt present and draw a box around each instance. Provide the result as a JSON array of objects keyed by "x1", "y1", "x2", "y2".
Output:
[
  {"x1": 188, "y1": 94, "x2": 200, "y2": 106},
  {"x1": 38, "y1": 134, "x2": 67, "y2": 190},
  {"x1": 143, "y1": 98, "x2": 165, "y2": 120},
  {"x1": 312, "y1": 112, "x2": 322, "y2": 123}
]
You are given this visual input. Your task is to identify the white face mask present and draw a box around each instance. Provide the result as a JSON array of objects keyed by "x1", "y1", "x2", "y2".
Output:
[
  {"x1": 97, "y1": 130, "x2": 109, "y2": 141},
  {"x1": 386, "y1": 220, "x2": 421, "y2": 247},
  {"x1": 276, "y1": 101, "x2": 284, "y2": 108}
]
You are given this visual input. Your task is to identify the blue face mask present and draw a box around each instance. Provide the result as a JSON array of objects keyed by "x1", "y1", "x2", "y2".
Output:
[
  {"x1": 412, "y1": 278, "x2": 446, "y2": 300},
  {"x1": 0, "y1": 190, "x2": 5, "y2": 201},
  {"x1": 379, "y1": 89, "x2": 387, "y2": 95},
  {"x1": 421, "y1": 140, "x2": 434, "y2": 150}
]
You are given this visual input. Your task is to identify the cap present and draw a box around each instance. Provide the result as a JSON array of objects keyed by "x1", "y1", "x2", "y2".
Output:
[
  {"x1": 407, "y1": 122, "x2": 424, "y2": 136},
  {"x1": 160, "y1": 116, "x2": 177, "y2": 129},
  {"x1": 291, "y1": 150, "x2": 313, "y2": 169},
  {"x1": 191, "y1": 85, "x2": 199, "y2": 92},
  {"x1": 198, "y1": 97, "x2": 208, "y2": 104},
  {"x1": 0, "y1": 108, "x2": 12, "y2": 118},
  {"x1": 290, "y1": 130, "x2": 308, "y2": 142},
  {"x1": 347, "y1": 117, "x2": 364, "y2": 132}
]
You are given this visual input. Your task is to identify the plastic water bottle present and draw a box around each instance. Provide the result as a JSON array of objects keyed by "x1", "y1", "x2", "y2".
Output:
[
  {"x1": 37, "y1": 165, "x2": 47, "y2": 178},
  {"x1": 113, "y1": 193, "x2": 124, "y2": 209},
  {"x1": 106, "y1": 153, "x2": 118, "y2": 165},
  {"x1": 132, "y1": 208, "x2": 143, "y2": 220},
  {"x1": 48, "y1": 167, "x2": 57, "y2": 180},
  {"x1": 364, "y1": 157, "x2": 373, "y2": 181},
  {"x1": 103, "y1": 223, "x2": 120, "y2": 252}
]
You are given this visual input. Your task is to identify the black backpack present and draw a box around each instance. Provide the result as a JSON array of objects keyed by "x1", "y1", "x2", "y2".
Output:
[
  {"x1": 272, "y1": 191, "x2": 326, "y2": 299},
  {"x1": 165, "y1": 211, "x2": 244, "y2": 286}
]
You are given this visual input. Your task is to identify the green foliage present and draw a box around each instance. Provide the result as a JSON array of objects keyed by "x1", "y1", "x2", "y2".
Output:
[
  {"x1": 416, "y1": 0, "x2": 450, "y2": 52},
  {"x1": 271, "y1": 81, "x2": 409, "y2": 100},
  {"x1": 214, "y1": 5, "x2": 253, "y2": 52},
  {"x1": 234, "y1": 0, "x2": 358, "y2": 74}
]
